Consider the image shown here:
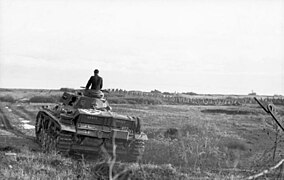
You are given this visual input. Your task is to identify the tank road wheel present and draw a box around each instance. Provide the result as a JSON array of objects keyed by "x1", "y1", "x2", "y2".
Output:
[
  {"x1": 49, "y1": 134, "x2": 58, "y2": 152},
  {"x1": 47, "y1": 122, "x2": 60, "y2": 153},
  {"x1": 35, "y1": 112, "x2": 63, "y2": 154},
  {"x1": 35, "y1": 113, "x2": 44, "y2": 143},
  {"x1": 41, "y1": 120, "x2": 52, "y2": 152},
  {"x1": 42, "y1": 130, "x2": 53, "y2": 153},
  {"x1": 46, "y1": 132, "x2": 55, "y2": 153},
  {"x1": 42, "y1": 130, "x2": 48, "y2": 152},
  {"x1": 46, "y1": 133, "x2": 51, "y2": 152},
  {"x1": 37, "y1": 127, "x2": 44, "y2": 144},
  {"x1": 35, "y1": 112, "x2": 75, "y2": 155},
  {"x1": 47, "y1": 134, "x2": 58, "y2": 153},
  {"x1": 127, "y1": 140, "x2": 145, "y2": 162}
]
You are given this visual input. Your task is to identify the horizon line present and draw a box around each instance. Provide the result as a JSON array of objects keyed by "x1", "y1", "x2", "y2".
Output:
[{"x1": 0, "y1": 87, "x2": 282, "y2": 97}]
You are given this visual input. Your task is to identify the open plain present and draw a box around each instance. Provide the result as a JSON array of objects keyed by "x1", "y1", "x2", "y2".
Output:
[{"x1": 0, "y1": 89, "x2": 284, "y2": 179}]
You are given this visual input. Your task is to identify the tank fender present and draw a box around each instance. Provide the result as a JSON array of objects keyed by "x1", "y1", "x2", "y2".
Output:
[
  {"x1": 39, "y1": 110, "x2": 76, "y2": 133},
  {"x1": 134, "y1": 132, "x2": 148, "y2": 141},
  {"x1": 61, "y1": 124, "x2": 76, "y2": 133}
]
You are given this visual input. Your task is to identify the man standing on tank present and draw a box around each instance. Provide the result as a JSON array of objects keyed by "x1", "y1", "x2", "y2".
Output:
[{"x1": 86, "y1": 69, "x2": 103, "y2": 90}]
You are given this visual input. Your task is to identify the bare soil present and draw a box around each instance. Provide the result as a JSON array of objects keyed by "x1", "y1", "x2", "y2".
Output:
[{"x1": 0, "y1": 103, "x2": 40, "y2": 152}]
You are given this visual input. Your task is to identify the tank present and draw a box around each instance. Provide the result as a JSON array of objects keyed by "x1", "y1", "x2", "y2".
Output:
[{"x1": 35, "y1": 89, "x2": 148, "y2": 161}]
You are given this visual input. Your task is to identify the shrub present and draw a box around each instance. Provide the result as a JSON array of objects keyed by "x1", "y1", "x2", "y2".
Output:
[
  {"x1": 89, "y1": 162, "x2": 187, "y2": 180},
  {"x1": 0, "y1": 150, "x2": 93, "y2": 179},
  {"x1": 143, "y1": 139, "x2": 183, "y2": 165},
  {"x1": 123, "y1": 163, "x2": 187, "y2": 180},
  {"x1": 0, "y1": 95, "x2": 16, "y2": 103},
  {"x1": 144, "y1": 128, "x2": 164, "y2": 139},
  {"x1": 143, "y1": 123, "x2": 227, "y2": 171}
]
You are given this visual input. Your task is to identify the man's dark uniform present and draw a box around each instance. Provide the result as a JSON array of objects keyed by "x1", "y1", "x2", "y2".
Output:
[{"x1": 86, "y1": 73, "x2": 103, "y2": 90}]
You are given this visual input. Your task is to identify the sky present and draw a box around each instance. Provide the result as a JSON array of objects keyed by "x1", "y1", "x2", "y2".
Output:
[{"x1": 0, "y1": 0, "x2": 283, "y2": 95}]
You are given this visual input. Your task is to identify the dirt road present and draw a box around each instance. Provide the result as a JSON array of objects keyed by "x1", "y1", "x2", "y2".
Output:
[{"x1": 0, "y1": 102, "x2": 40, "y2": 152}]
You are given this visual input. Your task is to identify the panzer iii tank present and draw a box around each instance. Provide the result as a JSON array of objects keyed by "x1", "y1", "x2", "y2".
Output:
[{"x1": 35, "y1": 89, "x2": 148, "y2": 161}]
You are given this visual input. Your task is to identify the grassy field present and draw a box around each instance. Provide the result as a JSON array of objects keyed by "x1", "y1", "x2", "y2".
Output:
[{"x1": 0, "y1": 89, "x2": 284, "y2": 179}]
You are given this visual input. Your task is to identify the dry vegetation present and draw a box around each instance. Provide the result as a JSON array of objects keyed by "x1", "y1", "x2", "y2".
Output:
[
  {"x1": 0, "y1": 148, "x2": 187, "y2": 180},
  {"x1": 0, "y1": 88, "x2": 284, "y2": 179}
]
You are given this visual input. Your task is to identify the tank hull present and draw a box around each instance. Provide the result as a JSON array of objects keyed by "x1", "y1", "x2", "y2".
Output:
[{"x1": 35, "y1": 109, "x2": 147, "y2": 161}]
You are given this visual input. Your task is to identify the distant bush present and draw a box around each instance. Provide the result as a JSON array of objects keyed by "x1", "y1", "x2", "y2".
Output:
[
  {"x1": 59, "y1": 87, "x2": 75, "y2": 92},
  {"x1": 107, "y1": 93, "x2": 126, "y2": 98},
  {"x1": 0, "y1": 88, "x2": 12, "y2": 92},
  {"x1": 108, "y1": 97, "x2": 129, "y2": 104},
  {"x1": 29, "y1": 95, "x2": 60, "y2": 103},
  {"x1": 108, "y1": 96, "x2": 164, "y2": 105},
  {"x1": 163, "y1": 92, "x2": 173, "y2": 95},
  {"x1": 151, "y1": 89, "x2": 162, "y2": 94},
  {"x1": 125, "y1": 97, "x2": 164, "y2": 105},
  {"x1": 182, "y1": 92, "x2": 198, "y2": 95},
  {"x1": 0, "y1": 95, "x2": 16, "y2": 103}
]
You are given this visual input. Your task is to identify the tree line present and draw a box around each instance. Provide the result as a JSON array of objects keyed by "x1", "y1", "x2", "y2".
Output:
[{"x1": 105, "y1": 88, "x2": 284, "y2": 106}]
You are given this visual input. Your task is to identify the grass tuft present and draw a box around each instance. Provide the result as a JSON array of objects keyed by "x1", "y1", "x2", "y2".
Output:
[
  {"x1": 0, "y1": 148, "x2": 189, "y2": 180},
  {"x1": 143, "y1": 123, "x2": 227, "y2": 171}
]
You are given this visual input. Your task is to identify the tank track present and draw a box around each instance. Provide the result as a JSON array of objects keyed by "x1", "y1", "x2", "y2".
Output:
[{"x1": 36, "y1": 111, "x2": 73, "y2": 154}]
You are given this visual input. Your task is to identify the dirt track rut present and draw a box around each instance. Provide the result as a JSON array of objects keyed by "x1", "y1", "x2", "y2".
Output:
[{"x1": 0, "y1": 103, "x2": 40, "y2": 151}]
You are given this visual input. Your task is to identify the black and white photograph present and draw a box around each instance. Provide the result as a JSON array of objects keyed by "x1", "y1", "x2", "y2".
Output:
[{"x1": 0, "y1": 0, "x2": 283, "y2": 179}]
